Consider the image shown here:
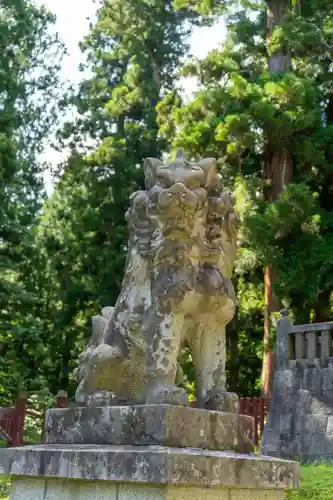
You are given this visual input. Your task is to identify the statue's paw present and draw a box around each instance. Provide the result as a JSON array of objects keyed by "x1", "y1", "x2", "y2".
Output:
[
  {"x1": 101, "y1": 306, "x2": 114, "y2": 319},
  {"x1": 90, "y1": 343, "x2": 123, "y2": 363},
  {"x1": 146, "y1": 384, "x2": 188, "y2": 406},
  {"x1": 205, "y1": 391, "x2": 239, "y2": 413},
  {"x1": 74, "y1": 380, "x2": 85, "y2": 404},
  {"x1": 85, "y1": 390, "x2": 117, "y2": 407}
]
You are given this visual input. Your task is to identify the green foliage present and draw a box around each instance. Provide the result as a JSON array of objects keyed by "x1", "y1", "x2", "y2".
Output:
[
  {"x1": 286, "y1": 463, "x2": 333, "y2": 499},
  {"x1": 173, "y1": 0, "x2": 226, "y2": 16},
  {"x1": 0, "y1": 0, "x2": 64, "y2": 403},
  {"x1": 178, "y1": 347, "x2": 196, "y2": 401},
  {"x1": 0, "y1": 474, "x2": 9, "y2": 499},
  {"x1": 23, "y1": 392, "x2": 56, "y2": 445}
]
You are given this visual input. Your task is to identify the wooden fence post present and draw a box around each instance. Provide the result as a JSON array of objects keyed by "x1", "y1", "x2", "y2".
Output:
[
  {"x1": 259, "y1": 397, "x2": 266, "y2": 443},
  {"x1": 238, "y1": 396, "x2": 271, "y2": 445},
  {"x1": 13, "y1": 393, "x2": 27, "y2": 446}
]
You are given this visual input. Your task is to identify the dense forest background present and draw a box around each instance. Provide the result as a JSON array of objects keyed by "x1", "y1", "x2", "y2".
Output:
[{"x1": 1, "y1": 0, "x2": 333, "y2": 405}]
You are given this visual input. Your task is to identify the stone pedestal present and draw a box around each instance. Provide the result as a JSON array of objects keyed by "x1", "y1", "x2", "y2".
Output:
[
  {"x1": 0, "y1": 406, "x2": 300, "y2": 499},
  {"x1": 43, "y1": 405, "x2": 254, "y2": 453}
]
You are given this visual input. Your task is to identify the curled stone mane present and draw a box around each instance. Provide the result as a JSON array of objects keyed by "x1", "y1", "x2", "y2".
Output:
[{"x1": 74, "y1": 151, "x2": 240, "y2": 412}]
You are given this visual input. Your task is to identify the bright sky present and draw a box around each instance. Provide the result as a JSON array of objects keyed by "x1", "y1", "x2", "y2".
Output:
[{"x1": 34, "y1": 0, "x2": 227, "y2": 192}]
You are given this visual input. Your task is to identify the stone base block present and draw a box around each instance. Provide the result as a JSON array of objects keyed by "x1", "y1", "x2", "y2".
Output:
[
  {"x1": 44, "y1": 404, "x2": 254, "y2": 453},
  {"x1": 10, "y1": 476, "x2": 285, "y2": 500},
  {"x1": 0, "y1": 444, "x2": 299, "y2": 495}
]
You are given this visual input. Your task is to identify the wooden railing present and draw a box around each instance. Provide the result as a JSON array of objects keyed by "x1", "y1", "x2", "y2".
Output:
[
  {"x1": 239, "y1": 397, "x2": 270, "y2": 446},
  {"x1": 276, "y1": 310, "x2": 333, "y2": 366},
  {"x1": 0, "y1": 394, "x2": 27, "y2": 446},
  {"x1": 289, "y1": 323, "x2": 333, "y2": 360},
  {"x1": 0, "y1": 391, "x2": 67, "y2": 447}
]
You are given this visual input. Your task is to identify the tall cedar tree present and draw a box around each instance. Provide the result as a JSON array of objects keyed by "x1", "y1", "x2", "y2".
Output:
[
  {"x1": 261, "y1": 0, "x2": 293, "y2": 397},
  {"x1": 0, "y1": 0, "x2": 63, "y2": 402}
]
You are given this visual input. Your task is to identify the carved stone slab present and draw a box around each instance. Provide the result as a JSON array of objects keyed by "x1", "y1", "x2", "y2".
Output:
[
  {"x1": 44, "y1": 405, "x2": 254, "y2": 454},
  {"x1": 0, "y1": 444, "x2": 299, "y2": 490}
]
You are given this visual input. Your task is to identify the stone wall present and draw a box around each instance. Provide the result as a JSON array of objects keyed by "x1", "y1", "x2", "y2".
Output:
[{"x1": 261, "y1": 311, "x2": 333, "y2": 463}]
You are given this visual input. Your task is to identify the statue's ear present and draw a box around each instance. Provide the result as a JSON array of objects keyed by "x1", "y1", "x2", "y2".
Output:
[
  {"x1": 197, "y1": 158, "x2": 218, "y2": 187},
  {"x1": 143, "y1": 158, "x2": 163, "y2": 189}
]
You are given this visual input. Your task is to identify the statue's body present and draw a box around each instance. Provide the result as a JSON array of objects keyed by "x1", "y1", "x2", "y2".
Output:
[{"x1": 74, "y1": 152, "x2": 240, "y2": 411}]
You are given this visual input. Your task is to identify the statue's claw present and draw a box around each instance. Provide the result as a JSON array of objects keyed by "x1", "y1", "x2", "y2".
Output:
[
  {"x1": 146, "y1": 384, "x2": 188, "y2": 406},
  {"x1": 204, "y1": 391, "x2": 239, "y2": 413}
]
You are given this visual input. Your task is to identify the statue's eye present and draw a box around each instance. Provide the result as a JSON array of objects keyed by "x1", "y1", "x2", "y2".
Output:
[
  {"x1": 187, "y1": 181, "x2": 200, "y2": 189},
  {"x1": 181, "y1": 193, "x2": 192, "y2": 203}
]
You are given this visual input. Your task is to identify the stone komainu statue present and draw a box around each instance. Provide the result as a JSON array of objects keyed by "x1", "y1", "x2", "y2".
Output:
[{"x1": 74, "y1": 152, "x2": 240, "y2": 411}]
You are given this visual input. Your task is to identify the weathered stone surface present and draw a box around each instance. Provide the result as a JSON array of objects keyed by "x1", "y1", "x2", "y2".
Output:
[
  {"x1": 274, "y1": 370, "x2": 294, "y2": 389},
  {"x1": 294, "y1": 332, "x2": 305, "y2": 360},
  {"x1": 326, "y1": 415, "x2": 333, "y2": 436},
  {"x1": 322, "y1": 367, "x2": 333, "y2": 392},
  {"x1": 296, "y1": 433, "x2": 312, "y2": 457},
  {"x1": 308, "y1": 394, "x2": 333, "y2": 415},
  {"x1": 275, "y1": 311, "x2": 292, "y2": 370},
  {"x1": 280, "y1": 414, "x2": 293, "y2": 433},
  {"x1": 73, "y1": 308, "x2": 114, "y2": 404},
  {"x1": 0, "y1": 444, "x2": 299, "y2": 490},
  {"x1": 260, "y1": 430, "x2": 280, "y2": 455},
  {"x1": 278, "y1": 433, "x2": 299, "y2": 461},
  {"x1": 309, "y1": 434, "x2": 332, "y2": 457},
  {"x1": 295, "y1": 389, "x2": 312, "y2": 412},
  {"x1": 304, "y1": 414, "x2": 328, "y2": 434},
  {"x1": 321, "y1": 330, "x2": 333, "y2": 358},
  {"x1": 44, "y1": 405, "x2": 254, "y2": 453},
  {"x1": 10, "y1": 478, "x2": 118, "y2": 500},
  {"x1": 303, "y1": 368, "x2": 322, "y2": 394},
  {"x1": 8, "y1": 477, "x2": 285, "y2": 500},
  {"x1": 73, "y1": 152, "x2": 240, "y2": 410},
  {"x1": 305, "y1": 331, "x2": 318, "y2": 360},
  {"x1": 325, "y1": 390, "x2": 333, "y2": 400},
  {"x1": 230, "y1": 492, "x2": 283, "y2": 500},
  {"x1": 261, "y1": 311, "x2": 333, "y2": 463}
]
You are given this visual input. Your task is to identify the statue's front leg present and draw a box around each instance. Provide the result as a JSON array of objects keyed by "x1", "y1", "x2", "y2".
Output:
[
  {"x1": 193, "y1": 318, "x2": 238, "y2": 413},
  {"x1": 145, "y1": 312, "x2": 188, "y2": 406}
]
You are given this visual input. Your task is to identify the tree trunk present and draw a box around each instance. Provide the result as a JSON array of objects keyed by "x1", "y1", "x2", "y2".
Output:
[
  {"x1": 266, "y1": 0, "x2": 290, "y2": 73},
  {"x1": 261, "y1": 0, "x2": 293, "y2": 397},
  {"x1": 314, "y1": 289, "x2": 331, "y2": 323}
]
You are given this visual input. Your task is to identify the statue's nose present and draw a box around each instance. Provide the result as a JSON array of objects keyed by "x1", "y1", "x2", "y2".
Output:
[
  {"x1": 158, "y1": 183, "x2": 197, "y2": 210},
  {"x1": 168, "y1": 182, "x2": 187, "y2": 194}
]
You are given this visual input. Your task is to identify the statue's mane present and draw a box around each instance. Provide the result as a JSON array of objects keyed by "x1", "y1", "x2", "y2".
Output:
[{"x1": 125, "y1": 152, "x2": 240, "y2": 274}]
